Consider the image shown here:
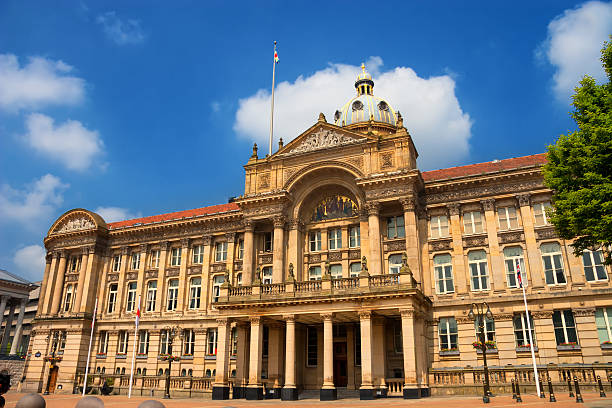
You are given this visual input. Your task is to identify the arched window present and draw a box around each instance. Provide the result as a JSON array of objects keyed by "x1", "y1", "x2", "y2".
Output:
[
  {"x1": 142, "y1": 368, "x2": 146, "y2": 376},
  {"x1": 116, "y1": 367, "x2": 120, "y2": 374},
  {"x1": 212, "y1": 369, "x2": 216, "y2": 377},
  {"x1": 96, "y1": 367, "x2": 101, "y2": 373},
  {"x1": 468, "y1": 250, "x2": 489, "y2": 291},
  {"x1": 121, "y1": 368, "x2": 126, "y2": 375},
  {"x1": 189, "y1": 277, "x2": 202, "y2": 309},
  {"x1": 434, "y1": 254, "x2": 454, "y2": 294},
  {"x1": 188, "y1": 369, "x2": 193, "y2": 377},
  {"x1": 136, "y1": 368, "x2": 141, "y2": 375},
  {"x1": 166, "y1": 279, "x2": 179, "y2": 311},
  {"x1": 541, "y1": 242, "x2": 566, "y2": 285},
  {"x1": 101, "y1": 367, "x2": 105, "y2": 374},
  {"x1": 205, "y1": 369, "x2": 211, "y2": 377},
  {"x1": 164, "y1": 368, "x2": 169, "y2": 375},
  {"x1": 308, "y1": 266, "x2": 322, "y2": 281},
  {"x1": 388, "y1": 254, "x2": 403, "y2": 274},
  {"x1": 349, "y1": 262, "x2": 361, "y2": 277},
  {"x1": 181, "y1": 369, "x2": 186, "y2": 377},
  {"x1": 157, "y1": 369, "x2": 163, "y2": 376},
  {"x1": 231, "y1": 369, "x2": 236, "y2": 377}
]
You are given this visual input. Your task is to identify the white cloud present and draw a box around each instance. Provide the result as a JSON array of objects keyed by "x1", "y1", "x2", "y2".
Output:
[
  {"x1": 13, "y1": 245, "x2": 46, "y2": 281},
  {"x1": 0, "y1": 54, "x2": 85, "y2": 112},
  {"x1": 211, "y1": 101, "x2": 221, "y2": 113},
  {"x1": 94, "y1": 206, "x2": 142, "y2": 223},
  {"x1": 233, "y1": 57, "x2": 472, "y2": 170},
  {"x1": 23, "y1": 113, "x2": 104, "y2": 171},
  {"x1": 97, "y1": 11, "x2": 146, "y2": 45},
  {"x1": 538, "y1": 1, "x2": 612, "y2": 101},
  {"x1": 0, "y1": 174, "x2": 69, "y2": 230}
]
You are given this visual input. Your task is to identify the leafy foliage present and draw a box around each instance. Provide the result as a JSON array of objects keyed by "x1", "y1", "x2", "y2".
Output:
[{"x1": 543, "y1": 37, "x2": 612, "y2": 263}]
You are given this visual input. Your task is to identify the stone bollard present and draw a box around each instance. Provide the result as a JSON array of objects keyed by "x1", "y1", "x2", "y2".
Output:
[
  {"x1": 511, "y1": 379, "x2": 516, "y2": 399},
  {"x1": 573, "y1": 376, "x2": 583, "y2": 403},
  {"x1": 598, "y1": 376, "x2": 606, "y2": 398},
  {"x1": 75, "y1": 396, "x2": 104, "y2": 408},
  {"x1": 137, "y1": 401, "x2": 166, "y2": 408},
  {"x1": 547, "y1": 376, "x2": 556, "y2": 403},
  {"x1": 539, "y1": 377, "x2": 545, "y2": 398},
  {"x1": 16, "y1": 393, "x2": 46, "y2": 408},
  {"x1": 515, "y1": 377, "x2": 522, "y2": 403},
  {"x1": 567, "y1": 376, "x2": 574, "y2": 397}
]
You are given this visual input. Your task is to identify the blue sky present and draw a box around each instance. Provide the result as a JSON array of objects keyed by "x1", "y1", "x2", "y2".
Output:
[{"x1": 1, "y1": 1, "x2": 611, "y2": 281}]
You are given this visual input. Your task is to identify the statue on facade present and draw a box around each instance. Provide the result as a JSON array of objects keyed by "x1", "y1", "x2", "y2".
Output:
[
  {"x1": 361, "y1": 256, "x2": 368, "y2": 274},
  {"x1": 288, "y1": 263, "x2": 295, "y2": 281}
]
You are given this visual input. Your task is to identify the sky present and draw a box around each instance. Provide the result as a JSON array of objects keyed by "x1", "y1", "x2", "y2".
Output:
[{"x1": 1, "y1": 1, "x2": 611, "y2": 282}]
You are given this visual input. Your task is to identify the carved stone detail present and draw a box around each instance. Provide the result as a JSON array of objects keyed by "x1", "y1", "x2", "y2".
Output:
[
  {"x1": 181, "y1": 238, "x2": 190, "y2": 248},
  {"x1": 346, "y1": 156, "x2": 364, "y2": 170},
  {"x1": 463, "y1": 235, "x2": 488, "y2": 248},
  {"x1": 160, "y1": 241, "x2": 170, "y2": 251},
  {"x1": 427, "y1": 180, "x2": 543, "y2": 204},
  {"x1": 447, "y1": 203, "x2": 461, "y2": 216},
  {"x1": 202, "y1": 236, "x2": 212, "y2": 246},
  {"x1": 272, "y1": 216, "x2": 285, "y2": 228},
  {"x1": 384, "y1": 240, "x2": 406, "y2": 252},
  {"x1": 145, "y1": 270, "x2": 158, "y2": 279},
  {"x1": 225, "y1": 232, "x2": 236, "y2": 243},
  {"x1": 233, "y1": 261, "x2": 243, "y2": 271},
  {"x1": 380, "y1": 152, "x2": 393, "y2": 169},
  {"x1": 289, "y1": 128, "x2": 364, "y2": 154},
  {"x1": 259, "y1": 254, "x2": 273, "y2": 265},
  {"x1": 139, "y1": 243, "x2": 148, "y2": 253},
  {"x1": 309, "y1": 253, "x2": 321, "y2": 263},
  {"x1": 320, "y1": 312, "x2": 333, "y2": 320},
  {"x1": 108, "y1": 274, "x2": 119, "y2": 282},
  {"x1": 498, "y1": 231, "x2": 524, "y2": 244},
  {"x1": 429, "y1": 239, "x2": 453, "y2": 252},
  {"x1": 481, "y1": 199, "x2": 496, "y2": 211},
  {"x1": 329, "y1": 252, "x2": 342, "y2": 261},
  {"x1": 348, "y1": 250, "x2": 361, "y2": 260},
  {"x1": 288, "y1": 219, "x2": 304, "y2": 231},
  {"x1": 400, "y1": 309, "x2": 415, "y2": 318},
  {"x1": 211, "y1": 263, "x2": 226, "y2": 272},
  {"x1": 65, "y1": 274, "x2": 79, "y2": 282},
  {"x1": 366, "y1": 201, "x2": 380, "y2": 216},
  {"x1": 126, "y1": 272, "x2": 138, "y2": 281},
  {"x1": 574, "y1": 308, "x2": 596, "y2": 317},
  {"x1": 358, "y1": 310, "x2": 372, "y2": 319},
  {"x1": 516, "y1": 193, "x2": 531, "y2": 207},
  {"x1": 536, "y1": 227, "x2": 558, "y2": 240},
  {"x1": 258, "y1": 173, "x2": 270, "y2": 189},
  {"x1": 400, "y1": 198, "x2": 415, "y2": 211},
  {"x1": 165, "y1": 268, "x2": 179, "y2": 277},
  {"x1": 365, "y1": 184, "x2": 413, "y2": 201},
  {"x1": 55, "y1": 216, "x2": 95, "y2": 234},
  {"x1": 188, "y1": 266, "x2": 202, "y2": 275}
]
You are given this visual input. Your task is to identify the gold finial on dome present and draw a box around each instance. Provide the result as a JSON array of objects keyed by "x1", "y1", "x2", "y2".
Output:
[{"x1": 361, "y1": 62, "x2": 366, "y2": 73}]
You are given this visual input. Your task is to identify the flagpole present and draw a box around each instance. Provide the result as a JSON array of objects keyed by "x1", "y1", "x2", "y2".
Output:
[
  {"x1": 128, "y1": 295, "x2": 141, "y2": 399},
  {"x1": 269, "y1": 41, "x2": 277, "y2": 156},
  {"x1": 82, "y1": 298, "x2": 97, "y2": 397},
  {"x1": 517, "y1": 259, "x2": 540, "y2": 396}
]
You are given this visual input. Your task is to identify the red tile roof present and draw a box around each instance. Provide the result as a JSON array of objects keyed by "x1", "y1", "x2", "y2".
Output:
[
  {"x1": 422, "y1": 153, "x2": 547, "y2": 182},
  {"x1": 107, "y1": 202, "x2": 240, "y2": 229}
]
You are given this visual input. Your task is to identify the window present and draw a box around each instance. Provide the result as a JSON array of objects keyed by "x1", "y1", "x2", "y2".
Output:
[
  {"x1": 553, "y1": 310, "x2": 578, "y2": 346},
  {"x1": 330, "y1": 264, "x2": 342, "y2": 279},
  {"x1": 131, "y1": 253, "x2": 141, "y2": 270},
  {"x1": 468, "y1": 250, "x2": 489, "y2": 291},
  {"x1": 107, "y1": 283, "x2": 118, "y2": 313},
  {"x1": 149, "y1": 250, "x2": 160, "y2": 268},
  {"x1": 583, "y1": 250, "x2": 607, "y2": 282},
  {"x1": 215, "y1": 242, "x2": 228, "y2": 262},
  {"x1": 262, "y1": 266, "x2": 273, "y2": 284},
  {"x1": 170, "y1": 248, "x2": 182, "y2": 266},
  {"x1": 430, "y1": 215, "x2": 449, "y2": 239},
  {"x1": 389, "y1": 254, "x2": 403, "y2": 274},
  {"x1": 159, "y1": 330, "x2": 170, "y2": 354},
  {"x1": 438, "y1": 317, "x2": 458, "y2": 350},
  {"x1": 63, "y1": 284, "x2": 74, "y2": 312},
  {"x1": 328, "y1": 228, "x2": 342, "y2": 250},
  {"x1": 69, "y1": 255, "x2": 81, "y2": 272},
  {"x1": 309, "y1": 231, "x2": 321, "y2": 252},
  {"x1": 192, "y1": 245, "x2": 204, "y2": 264},
  {"x1": 212, "y1": 275, "x2": 225, "y2": 303},
  {"x1": 263, "y1": 232, "x2": 273, "y2": 252},
  {"x1": 236, "y1": 273, "x2": 242, "y2": 286},
  {"x1": 146, "y1": 281, "x2": 157, "y2": 312},
  {"x1": 262, "y1": 326, "x2": 269, "y2": 357},
  {"x1": 207, "y1": 329, "x2": 218, "y2": 355},
  {"x1": 513, "y1": 313, "x2": 536, "y2": 347},
  {"x1": 231, "y1": 327, "x2": 238, "y2": 356},
  {"x1": 349, "y1": 226, "x2": 361, "y2": 248},
  {"x1": 237, "y1": 240, "x2": 244, "y2": 260},
  {"x1": 57, "y1": 331, "x2": 67, "y2": 353},
  {"x1": 349, "y1": 262, "x2": 361, "y2": 277},
  {"x1": 533, "y1": 202, "x2": 552, "y2": 226},
  {"x1": 306, "y1": 326, "x2": 317, "y2": 366},
  {"x1": 498, "y1": 206, "x2": 519, "y2": 230},
  {"x1": 117, "y1": 331, "x2": 128, "y2": 354},
  {"x1": 463, "y1": 211, "x2": 483, "y2": 234},
  {"x1": 112, "y1": 255, "x2": 122, "y2": 272},
  {"x1": 138, "y1": 330, "x2": 149, "y2": 355},
  {"x1": 541, "y1": 242, "x2": 566, "y2": 285},
  {"x1": 434, "y1": 254, "x2": 454, "y2": 294},
  {"x1": 595, "y1": 307, "x2": 612, "y2": 345},
  {"x1": 354, "y1": 325, "x2": 361, "y2": 366},
  {"x1": 393, "y1": 324, "x2": 403, "y2": 353},
  {"x1": 503, "y1": 246, "x2": 525, "y2": 288},
  {"x1": 98, "y1": 331, "x2": 109, "y2": 354},
  {"x1": 308, "y1": 266, "x2": 322, "y2": 281},
  {"x1": 387, "y1": 216, "x2": 405, "y2": 239},
  {"x1": 126, "y1": 282, "x2": 137, "y2": 312},
  {"x1": 188, "y1": 277, "x2": 201, "y2": 309},
  {"x1": 475, "y1": 316, "x2": 495, "y2": 342},
  {"x1": 167, "y1": 279, "x2": 179, "y2": 311}
]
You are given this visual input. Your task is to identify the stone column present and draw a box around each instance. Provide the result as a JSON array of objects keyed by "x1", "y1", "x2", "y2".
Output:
[
  {"x1": 212, "y1": 318, "x2": 231, "y2": 400},
  {"x1": 481, "y1": 199, "x2": 506, "y2": 292},
  {"x1": 448, "y1": 203, "x2": 468, "y2": 294},
  {"x1": 0, "y1": 296, "x2": 8, "y2": 335},
  {"x1": 135, "y1": 244, "x2": 148, "y2": 313},
  {"x1": 9, "y1": 298, "x2": 27, "y2": 355},
  {"x1": 400, "y1": 309, "x2": 420, "y2": 398},
  {"x1": 243, "y1": 221, "x2": 255, "y2": 286},
  {"x1": 401, "y1": 198, "x2": 421, "y2": 281},
  {"x1": 42, "y1": 252, "x2": 60, "y2": 315},
  {"x1": 155, "y1": 241, "x2": 169, "y2": 313},
  {"x1": 272, "y1": 216, "x2": 285, "y2": 283},
  {"x1": 1, "y1": 303, "x2": 14, "y2": 354},
  {"x1": 320, "y1": 312, "x2": 336, "y2": 400},
  {"x1": 517, "y1": 194, "x2": 545, "y2": 288},
  {"x1": 372, "y1": 317, "x2": 386, "y2": 394},
  {"x1": 282, "y1": 315, "x2": 297, "y2": 400},
  {"x1": 37, "y1": 254, "x2": 52, "y2": 315},
  {"x1": 115, "y1": 247, "x2": 129, "y2": 317},
  {"x1": 366, "y1": 202, "x2": 382, "y2": 275},
  {"x1": 200, "y1": 236, "x2": 213, "y2": 310},
  {"x1": 287, "y1": 220, "x2": 303, "y2": 281},
  {"x1": 225, "y1": 232, "x2": 236, "y2": 284},
  {"x1": 246, "y1": 316, "x2": 264, "y2": 400},
  {"x1": 234, "y1": 323, "x2": 249, "y2": 399},
  {"x1": 267, "y1": 323, "x2": 283, "y2": 398},
  {"x1": 359, "y1": 210, "x2": 371, "y2": 269},
  {"x1": 176, "y1": 238, "x2": 190, "y2": 312},
  {"x1": 50, "y1": 251, "x2": 67, "y2": 315},
  {"x1": 73, "y1": 247, "x2": 90, "y2": 314},
  {"x1": 359, "y1": 310, "x2": 375, "y2": 400}
]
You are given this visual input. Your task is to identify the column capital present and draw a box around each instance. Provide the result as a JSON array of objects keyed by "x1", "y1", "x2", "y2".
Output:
[
  {"x1": 320, "y1": 312, "x2": 333, "y2": 321},
  {"x1": 287, "y1": 219, "x2": 304, "y2": 231},
  {"x1": 202, "y1": 235, "x2": 212, "y2": 246},
  {"x1": 365, "y1": 201, "x2": 380, "y2": 216},
  {"x1": 225, "y1": 232, "x2": 236, "y2": 243},
  {"x1": 400, "y1": 198, "x2": 416, "y2": 211},
  {"x1": 160, "y1": 241, "x2": 170, "y2": 251},
  {"x1": 216, "y1": 317, "x2": 230, "y2": 326},
  {"x1": 400, "y1": 309, "x2": 415, "y2": 318},
  {"x1": 272, "y1": 215, "x2": 286, "y2": 228},
  {"x1": 121, "y1": 246, "x2": 130, "y2": 256},
  {"x1": 359, "y1": 209, "x2": 369, "y2": 222},
  {"x1": 249, "y1": 316, "x2": 262, "y2": 325},
  {"x1": 446, "y1": 203, "x2": 461, "y2": 216},
  {"x1": 282, "y1": 314, "x2": 296, "y2": 323},
  {"x1": 243, "y1": 220, "x2": 255, "y2": 232},
  {"x1": 81, "y1": 247, "x2": 90, "y2": 256},
  {"x1": 358, "y1": 310, "x2": 372, "y2": 320},
  {"x1": 139, "y1": 243, "x2": 148, "y2": 253},
  {"x1": 181, "y1": 238, "x2": 191, "y2": 248},
  {"x1": 57, "y1": 250, "x2": 67, "y2": 259},
  {"x1": 480, "y1": 198, "x2": 496, "y2": 211},
  {"x1": 516, "y1": 193, "x2": 531, "y2": 207}
]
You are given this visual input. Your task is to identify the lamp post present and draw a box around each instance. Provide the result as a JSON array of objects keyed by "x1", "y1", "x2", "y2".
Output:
[
  {"x1": 469, "y1": 302, "x2": 493, "y2": 403},
  {"x1": 43, "y1": 331, "x2": 60, "y2": 395},
  {"x1": 162, "y1": 326, "x2": 182, "y2": 399}
]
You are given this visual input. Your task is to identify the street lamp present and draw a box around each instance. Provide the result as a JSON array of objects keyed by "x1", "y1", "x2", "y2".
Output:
[
  {"x1": 43, "y1": 331, "x2": 61, "y2": 395},
  {"x1": 162, "y1": 326, "x2": 182, "y2": 399},
  {"x1": 468, "y1": 302, "x2": 493, "y2": 403}
]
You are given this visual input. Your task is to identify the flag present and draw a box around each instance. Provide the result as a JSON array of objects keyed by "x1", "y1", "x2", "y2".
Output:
[
  {"x1": 274, "y1": 49, "x2": 279, "y2": 64},
  {"x1": 516, "y1": 259, "x2": 523, "y2": 288},
  {"x1": 135, "y1": 304, "x2": 140, "y2": 328}
]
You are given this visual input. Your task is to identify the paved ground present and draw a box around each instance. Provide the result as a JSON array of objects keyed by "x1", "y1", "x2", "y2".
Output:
[{"x1": 3, "y1": 392, "x2": 612, "y2": 408}]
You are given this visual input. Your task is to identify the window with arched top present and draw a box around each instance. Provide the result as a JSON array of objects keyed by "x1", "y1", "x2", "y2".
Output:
[
  {"x1": 136, "y1": 368, "x2": 141, "y2": 375},
  {"x1": 181, "y1": 369, "x2": 186, "y2": 377},
  {"x1": 541, "y1": 242, "x2": 566, "y2": 285},
  {"x1": 188, "y1": 369, "x2": 193, "y2": 377},
  {"x1": 157, "y1": 369, "x2": 163, "y2": 376},
  {"x1": 312, "y1": 196, "x2": 358, "y2": 222},
  {"x1": 434, "y1": 254, "x2": 454, "y2": 294},
  {"x1": 205, "y1": 369, "x2": 211, "y2": 377},
  {"x1": 389, "y1": 254, "x2": 403, "y2": 274}
]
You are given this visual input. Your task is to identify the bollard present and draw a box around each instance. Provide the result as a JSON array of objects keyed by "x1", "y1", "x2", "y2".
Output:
[
  {"x1": 567, "y1": 376, "x2": 574, "y2": 397},
  {"x1": 574, "y1": 376, "x2": 584, "y2": 403},
  {"x1": 547, "y1": 376, "x2": 556, "y2": 403},
  {"x1": 598, "y1": 375, "x2": 606, "y2": 398},
  {"x1": 75, "y1": 396, "x2": 104, "y2": 408},
  {"x1": 16, "y1": 393, "x2": 46, "y2": 408},
  {"x1": 515, "y1": 377, "x2": 522, "y2": 403},
  {"x1": 539, "y1": 377, "x2": 546, "y2": 398},
  {"x1": 511, "y1": 379, "x2": 516, "y2": 399},
  {"x1": 138, "y1": 401, "x2": 166, "y2": 408}
]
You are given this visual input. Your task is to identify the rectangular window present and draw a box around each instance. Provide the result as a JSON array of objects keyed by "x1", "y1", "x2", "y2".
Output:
[
  {"x1": 504, "y1": 246, "x2": 525, "y2": 288},
  {"x1": 474, "y1": 317, "x2": 495, "y2": 342},
  {"x1": 393, "y1": 324, "x2": 403, "y2": 353},
  {"x1": 146, "y1": 281, "x2": 157, "y2": 312},
  {"x1": 541, "y1": 242, "x2": 566, "y2": 285},
  {"x1": 354, "y1": 325, "x2": 361, "y2": 366},
  {"x1": 98, "y1": 331, "x2": 109, "y2": 354},
  {"x1": 207, "y1": 329, "x2": 218, "y2": 355},
  {"x1": 349, "y1": 262, "x2": 361, "y2": 277},
  {"x1": 170, "y1": 248, "x2": 182, "y2": 266},
  {"x1": 434, "y1": 254, "x2": 454, "y2": 294},
  {"x1": 309, "y1": 231, "x2": 321, "y2": 252},
  {"x1": 595, "y1": 307, "x2": 612, "y2": 345},
  {"x1": 498, "y1": 206, "x2": 519, "y2": 230},
  {"x1": 463, "y1": 211, "x2": 483, "y2": 235},
  {"x1": 183, "y1": 329, "x2": 195, "y2": 355},
  {"x1": 149, "y1": 250, "x2": 160, "y2": 268},
  {"x1": 308, "y1": 266, "x2": 322, "y2": 281},
  {"x1": 166, "y1": 279, "x2": 179, "y2": 311},
  {"x1": 63, "y1": 284, "x2": 74, "y2": 312},
  {"x1": 262, "y1": 326, "x2": 269, "y2": 357},
  {"x1": 237, "y1": 240, "x2": 244, "y2": 260},
  {"x1": 263, "y1": 232, "x2": 273, "y2": 252},
  {"x1": 330, "y1": 264, "x2": 342, "y2": 279},
  {"x1": 533, "y1": 202, "x2": 552, "y2": 226},
  {"x1": 262, "y1": 266, "x2": 273, "y2": 284},
  {"x1": 438, "y1": 317, "x2": 458, "y2": 350},
  {"x1": 215, "y1": 242, "x2": 228, "y2": 262},
  {"x1": 306, "y1": 326, "x2": 317, "y2": 366},
  {"x1": 192, "y1": 245, "x2": 204, "y2": 264},
  {"x1": 231, "y1": 327, "x2": 238, "y2": 356},
  {"x1": 328, "y1": 228, "x2": 342, "y2": 250},
  {"x1": 126, "y1": 282, "x2": 137, "y2": 312},
  {"x1": 117, "y1": 330, "x2": 128, "y2": 354},
  {"x1": 468, "y1": 250, "x2": 489, "y2": 291},
  {"x1": 112, "y1": 255, "x2": 122, "y2": 272},
  {"x1": 553, "y1": 310, "x2": 578, "y2": 346},
  {"x1": 513, "y1": 313, "x2": 536, "y2": 347},
  {"x1": 69, "y1": 255, "x2": 81, "y2": 272},
  {"x1": 189, "y1": 277, "x2": 201, "y2": 309},
  {"x1": 159, "y1": 330, "x2": 170, "y2": 354},
  {"x1": 349, "y1": 225, "x2": 361, "y2": 248},
  {"x1": 583, "y1": 250, "x2": 608, "y2": 282},
  {"x1": 430, "y1": 215, "x2": 449, "y2": 239},
  {"x1": 107, "y1": 283, "x2": 118, "y2": 313},
  {"x1": 131, "y1": 253, "x2": 141, "y2": 270},
  {"x1": 212, "y1": 275, "x2": 225, "y2": 303},
  {"x1": 389, "y1": 254, "x2": 403, "y2": 274},
  {"x1": 138, "y1": 330, "x2": 149, "y2": 355},
  {"x1": 387, "y1": 216, "x2": 406, "y2": 239}
]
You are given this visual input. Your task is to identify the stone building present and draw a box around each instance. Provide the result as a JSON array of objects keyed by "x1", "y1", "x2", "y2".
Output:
[{"x1": 24, "y1": 66, "x2": 612, "y2": 400}]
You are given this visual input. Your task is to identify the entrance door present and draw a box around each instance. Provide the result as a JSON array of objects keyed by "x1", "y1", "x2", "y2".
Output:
[
  {"x1": 48, "y1": 366, "x2": 59, "y2": 393},
  {"x1": 333, "y1": 342, "x2": 348, "y2": 387}
]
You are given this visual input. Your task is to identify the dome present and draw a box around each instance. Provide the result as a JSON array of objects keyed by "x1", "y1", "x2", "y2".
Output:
[{"x1": 333, "y1": 63, "x2": 397, "y2": 128}]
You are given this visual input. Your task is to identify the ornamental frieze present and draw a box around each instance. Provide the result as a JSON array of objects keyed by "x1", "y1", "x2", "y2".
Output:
[
  {"x1": 145, "y1": 270, "x2": 158, "y2": 279},
  {"x1": 65, "y1": 274, "x2": 79, "y2": 283},
  {"x1": 165, "y1": 269, "x2": 179, "y2": 277},
  {"x1": 328, "y1": 251, "x2": 342, "y2": 261},
  {"x1": 383, "y1": 239, "x2": 406, "y2": 252},
  {"x1": 55, "y1": 216, "x2": 95, "y2": 234},
  {"x1": 463, "y1": 235, "x2": 488, "y2": 248},
  {"x1": 348, "y1": 250, "x2": 361, "y2": 260},
  {"x1": 47, "y1": 236, "x2": 99, "y2": 250},
  {"x1": 108, "y1": 274, "x2": 119, "y2": 282},
  {"x1": 258, "y1": 254, "x2": 273, "y2": 265},
  {"x1": 309, "y1": 253, "x2": 321, "y2": 263},
  {"x1": 188, "y1": 266, "x2": 202, "y2": 275},
  {"x1": 380, "y1": 152, "x2": 393, "y2": 169},
  {"x1": 126, "y1": 272, "x2": 138, "y2": 281},
  {"x1": 346, "y1": 156, "x2": 364, "y2": 170},
  {"x1": 425, "y1": 179, "x2": 544, "y2": 204},
  {"x1": 536, "y1": 227, "x2": 558, "y2": 240},
  {"x1": 498, "y1": 231, "x2": 524, "y2": 244},
  {"x1": 429, "y1": 239, "x2": 452, "y2": 252},
  {"x1": 288, "y1": 128, "x2": 364, "y2": 154},
  {"x1": 574, "y1": 308, "x2": 596, "y2": 317},
  {"x1": 211, "y1": 263, "x2": 226, "y2": 272},
  {"x1": 364, "y1": 184, "x2": 413, "y2": 201}
]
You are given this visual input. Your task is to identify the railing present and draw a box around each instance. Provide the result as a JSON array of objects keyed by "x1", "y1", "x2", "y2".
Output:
[
  {"x1": 369, "y1": 274, "x2": 399, "y2": 287},
  {"x1": 295, "y1": 280, "x2": 322, "y2": 293},
  {"x1": 386, "y1": 378, "x2": 404, "y2": 396},
  {"x1": 261, "y1": 283, "x2": 285, "y2": 295},
  {"x1": 332, "y1": 277, "x2": 359, "y2": 289},
  {"x1": 229, "y1": 286, "x2": 251, "y2": 296}
]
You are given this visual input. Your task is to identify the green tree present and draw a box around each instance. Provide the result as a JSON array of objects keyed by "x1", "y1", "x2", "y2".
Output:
[{"x1": 543, "y1": 37, "x2": 612, "y2": 263}]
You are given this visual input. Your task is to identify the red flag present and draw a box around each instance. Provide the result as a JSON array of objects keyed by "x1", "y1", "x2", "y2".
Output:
[
  {"x1": 135, "y1": 305, "x2": 140, "y2": 328},
  {"x1": 516, "y1": 259, "x2": 523, "y2": 288},
  {"x1": 274, "y1": 50, "x2": 279, "y2": 64}
]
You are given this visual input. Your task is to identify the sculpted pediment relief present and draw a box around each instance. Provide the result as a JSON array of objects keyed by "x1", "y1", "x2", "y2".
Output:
[
  {"x1": 53, "y1": 216, "x2": 95, "y2": 234},
  {"x1": 285, "y1": 127, "x2": 366, "y2": 155}
]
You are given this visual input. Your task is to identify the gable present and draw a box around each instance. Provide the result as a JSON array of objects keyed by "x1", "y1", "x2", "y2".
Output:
[{"x1": 48, "y1": 209, "x2": 106, "y2": 236}]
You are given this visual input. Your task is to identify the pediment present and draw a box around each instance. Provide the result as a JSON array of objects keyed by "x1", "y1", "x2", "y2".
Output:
[
  {"x1": 48, "y1": 209, "x2": 107, "y2": 236},
  {"x1": 276, "y1": 122, "x2": 373, "y2": 157}
]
